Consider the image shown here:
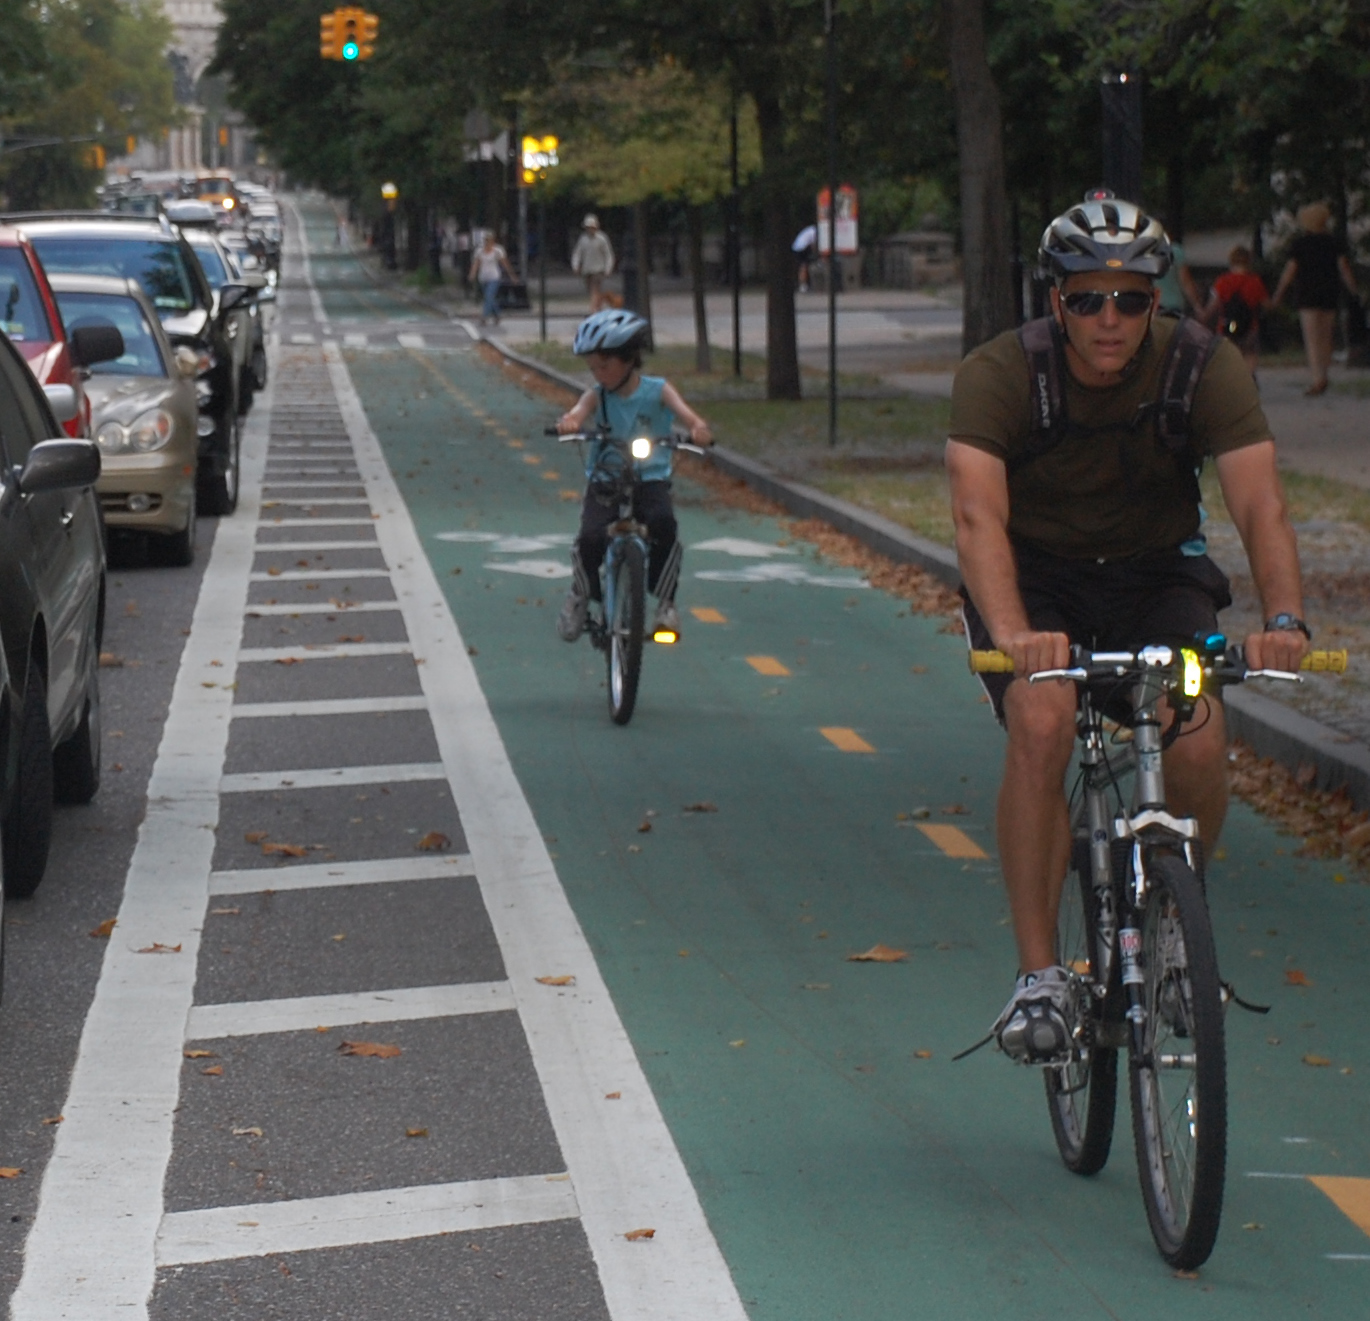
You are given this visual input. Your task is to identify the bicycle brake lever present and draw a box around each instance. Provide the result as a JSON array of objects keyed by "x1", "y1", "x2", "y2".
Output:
[
  {"x1": 1243, "y1": 668, "x2": 1303, "y2": 683},
  {"x1": 1028, "y1": 667, "x2": 1088, "y2": 683}
]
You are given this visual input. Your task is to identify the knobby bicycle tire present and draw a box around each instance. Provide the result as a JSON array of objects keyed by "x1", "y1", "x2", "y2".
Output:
[
  {"x1": 607, "y1": 541, "x2": 645, "y2": 725},
  {"x1": 1046, "y1": 838, "x2": 1120, "y2": 1175},
  {"x1": 1128, "y1": 851, "x2": 1227, "y2": 1269}
]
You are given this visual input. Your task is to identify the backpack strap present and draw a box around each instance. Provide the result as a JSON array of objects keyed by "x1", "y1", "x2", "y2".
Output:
[
  {"x1": 1010, "y1": 316, "x2": 1070, "y2": 475},
  {"x1": 1152, "y1": 316, "x2": 1219, "y2": 455}
]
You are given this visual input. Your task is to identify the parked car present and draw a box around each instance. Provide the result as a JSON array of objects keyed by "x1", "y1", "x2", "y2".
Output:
[
  {"x1": 0, "y1": 329, "x2": 106, "y2": 898},
  {"x1": 177, "y1": 220, "x2": 267, "y2": 410},
  {"x1": 5, "y1": 212, "x2": 254, "y2": 515},
  {"x1": 0, "y1": 224, "x2": 95, "y2": 438},
  {"x1": 50, "y1": 274, "x2": 200, "y2": 565}
]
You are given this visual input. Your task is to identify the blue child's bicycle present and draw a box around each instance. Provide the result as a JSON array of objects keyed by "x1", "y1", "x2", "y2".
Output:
[{"x1": 547, "y1": 426, "x2": 704, "y2": 725}]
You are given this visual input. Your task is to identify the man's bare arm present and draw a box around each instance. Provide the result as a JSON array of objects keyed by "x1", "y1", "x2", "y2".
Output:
[
  {"x1": 946, "y1": 439, "x2": 1068, "y2": 675},
  {"x1": 1214, "y1": 440, "x2": 1308, "y2": 670}
]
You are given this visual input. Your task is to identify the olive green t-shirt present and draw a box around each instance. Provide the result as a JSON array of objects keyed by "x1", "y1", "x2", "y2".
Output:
[{"x1": 949, "y1": 318, "x2": 1271, "y2": 559}]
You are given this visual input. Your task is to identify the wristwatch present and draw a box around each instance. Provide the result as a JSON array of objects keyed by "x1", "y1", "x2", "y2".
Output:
[{"x1": 1263, "y1": 612, "x2": 1311, "y2": 640}]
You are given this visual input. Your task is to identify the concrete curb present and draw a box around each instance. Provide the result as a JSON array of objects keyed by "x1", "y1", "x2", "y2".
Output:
[{"x1": 481, "y1": 336, "x2": 1370, "y2": 809}]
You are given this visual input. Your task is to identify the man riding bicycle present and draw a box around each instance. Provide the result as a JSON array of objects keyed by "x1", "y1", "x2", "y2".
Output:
[{"x1": 946, "y1": 193, "x2": 1309, "y2": 1063}]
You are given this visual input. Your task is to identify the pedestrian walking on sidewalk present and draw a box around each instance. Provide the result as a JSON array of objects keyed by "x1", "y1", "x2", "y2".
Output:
[
  {"x1": 1272, "y1": 202, "x2": 1360, "y2": 396},
  {"x1": 792, "y1": 224, "x2": 817, "y2": 293},
  {"x1": 571, "y1": 215, "x2": 615, "y2": 312},
  {"x1": 470, "y1": 231, "x2": 514, "y2": 327},
  {"x1": 1203, "y1": 245, "x2": 1271, "y2": 376}
]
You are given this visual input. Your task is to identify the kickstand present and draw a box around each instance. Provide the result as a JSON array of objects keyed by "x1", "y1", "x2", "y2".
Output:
[
  {"x1": 951, "y1": 1031, "x2": 996, "y2": 1062},
  {"x1": 1221, "y1": 980, "x2": 1271, "y2": 1014}
]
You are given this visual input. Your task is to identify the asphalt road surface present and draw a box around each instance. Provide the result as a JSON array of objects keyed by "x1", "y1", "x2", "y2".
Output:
[{"x1": 1, "y1": 196, "x2": 1366, "y2": 1320}]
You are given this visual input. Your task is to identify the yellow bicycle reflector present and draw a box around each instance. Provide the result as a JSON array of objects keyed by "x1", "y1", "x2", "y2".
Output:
[
  {"x1": 630, "y1": 437, "x2": 653, "y2": 460},
  {"x1": 1181, "y1": 647, "x2": 1202, "y2": 698},
  {"x1": 652, "y1": 629, "x2": 678, "y2": 645}
]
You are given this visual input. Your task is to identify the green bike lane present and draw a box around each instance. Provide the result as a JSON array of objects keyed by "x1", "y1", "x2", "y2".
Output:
[{"x1": 300, "y1": 204, "x2": 1370, "y2": 1316}]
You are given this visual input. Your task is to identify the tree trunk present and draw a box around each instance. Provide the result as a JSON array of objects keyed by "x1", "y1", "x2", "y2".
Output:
[
  {"x1": 688, "y1": 204, "x2": 711, "y2": 374},
  {"x1": 755, "y1": 89, "x2": 801, "y2": 399},
  {"x1": 942, "y1": 0, "x2": 1013, "y2": 355},
  {"x1": 633, "y1": 200, "x2": 654, "y2": 349}
]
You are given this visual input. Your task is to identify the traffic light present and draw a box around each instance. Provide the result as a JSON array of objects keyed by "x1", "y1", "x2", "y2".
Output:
[
  {"x1": 339, "y1": 8, "x2": 360, "y2": 60},
  {"x1": 359, "y1": 10, "x2": 378, "y2": 59},
  {"x1": 320, "y1": 10, "x2": 338, "y2": 57},
  {"x1": 320, "y1": 8, "x2": 377, "y2": 61}
]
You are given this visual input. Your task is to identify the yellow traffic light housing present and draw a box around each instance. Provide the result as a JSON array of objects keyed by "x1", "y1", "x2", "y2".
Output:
[
  {"x1": 359, "y1": 11, "x2": 378, "y2": 59},
  {"x1": 321, "y1": 8, "x2": 377, "y2": 61},
  {"x1": 320, "y1": 10, "x2": 338, "y2": 58}
]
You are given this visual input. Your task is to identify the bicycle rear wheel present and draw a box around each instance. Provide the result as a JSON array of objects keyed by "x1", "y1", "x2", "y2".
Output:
[
  {"x1": 1128, "y1": 851, "x2": 1227, "y2": 1269},
  {"x1": 1046, "y1": 839, "x2": 1119, "y2": 1175},
  {"x1": 606, "y1": 541, "x2": 645, "y2": 725}
]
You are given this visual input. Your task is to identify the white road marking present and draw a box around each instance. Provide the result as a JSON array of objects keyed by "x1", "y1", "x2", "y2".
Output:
[
  {"x1": 289, "y1": 332, "x2": 316, "y2": 344},
  {"x1": 257, "y1": 516, "x2": 376, "y2": 526},
  {"x1": 236, "y1": 641, "x2": 411, "y2": 662},
  {"x1": 259, "y1": 497, "x2": 373, "y2": 506},
  {"x1": 485, "y1": 558, "x2": 573, "y2": 579},
  {"x1": 155, "y1": 1174, "x2": 577, "y2": 1267},
  {"x1": 396, "y1": 332, "x2": 427, "y2": 349},
  {"x1": 328, "y1": 340, "x2": 749, "y2": 1319},
  {"x1": 210, "y1": 853, "x2": 474, "y2": 896},
  {"x1": 220, "y1": 761, "x2": 444, "y2": 793},
  {"x1": 8, "y1": 343, "x2": 275, "y2": 1321},
  {"x1": 242, "y1": 601, "x2": 400, "y2": 616},
  {"x1": 690, "y1": 536, "x2": 798, "y2": 557},
  {"x1": 269, "y1": 442, "x2": 354, "y2": 450},
  {"x1": 343, "y1": 332, "x2": 368, "y2": 347},
  {"x1": 230, "y1": 694, "x2": 427, "y2": 718},
  {"x1": 249, "y1": 539, "x2": 379, "y2": 551},
  {"x1": 185, "y1": 980, "x2": 515, "y2": 1039},
  {"x1": 694, "y1": 562, "x2": 871, "y2": 588},
  {"x1": 248, "y1": 567, "x2": 390, "y2": 581},
  {"x1": 1326, "y1": 1254, "x2": 1370, "y2": 1261},
  {"x1": 1245, "y1": 1171, "x2": 1312, "y2": 1178}
]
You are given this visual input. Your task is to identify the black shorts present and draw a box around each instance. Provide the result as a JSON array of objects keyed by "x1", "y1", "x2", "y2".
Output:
[{"x1": 961, "y1": 542, "x2": 1232, "y2": 723}]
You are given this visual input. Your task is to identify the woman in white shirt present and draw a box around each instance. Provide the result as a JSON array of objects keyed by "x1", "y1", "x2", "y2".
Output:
[{"x1": 469, "y1": 231, "x2": 514, "y2": 325}]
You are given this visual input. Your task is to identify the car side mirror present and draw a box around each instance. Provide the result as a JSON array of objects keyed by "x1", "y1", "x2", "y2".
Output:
[
  {"x1": 174, "y1": 345, "x2": 200, "y2": 378},
  {"x1": 42, "y1": 383, "x2": 80, "y2": 423},
  {"x1": 18, "y1": 439, "x2": 101, "y2": 495},
  {"x1": 70, "y1": 323, "x2": 125, "y2": 368},
  {"x1": 238, "y1": 271, "x2": 268, "y2": 290},
  {"x1": 218, "y1": 283, "x2": 252, "y2": 313}
]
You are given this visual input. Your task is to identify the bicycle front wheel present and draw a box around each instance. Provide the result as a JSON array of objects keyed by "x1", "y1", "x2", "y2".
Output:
[
  {"x1": 606, "y1": 540, "x2": 645, "y2": 725},
  {"x1": 1128, "y1": 851, "x2": 1227, "y2": 1269},
  {"x1": 1046, "y1": 839, "x2": 1119, "y2": 1175}
]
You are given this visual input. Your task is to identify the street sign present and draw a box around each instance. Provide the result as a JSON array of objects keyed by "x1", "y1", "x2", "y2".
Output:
[
  {"x1": 520, "y1": 135, "x2": 559, "y2": 186},
  {"x1": 817, "y1": 184, "x2": 859, "y2": 255}
]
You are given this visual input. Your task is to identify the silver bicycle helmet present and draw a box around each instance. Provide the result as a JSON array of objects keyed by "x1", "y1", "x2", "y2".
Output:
[
  {"x1": 1038, "y1": 189, "x2": 1172, "y2": 282},
  {"x1": 572, "y1": 309, "x2": 649, "y2": 355}
]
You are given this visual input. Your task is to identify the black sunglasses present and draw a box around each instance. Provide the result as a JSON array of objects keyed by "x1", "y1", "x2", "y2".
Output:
[{"x1": 1062, "y1": 289, "x2": 1154, "y2": 318}]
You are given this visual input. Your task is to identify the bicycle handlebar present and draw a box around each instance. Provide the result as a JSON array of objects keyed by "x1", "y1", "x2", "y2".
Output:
[
  {"x1": 542, "y1": 426, "x2": 709, "y2": 456},
  {"x1": 967, "y1": 646, "x2": 1347, "y2": 681}
]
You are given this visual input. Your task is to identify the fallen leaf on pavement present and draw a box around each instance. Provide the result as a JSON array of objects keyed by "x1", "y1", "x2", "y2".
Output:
[
  {"x1": 1242, "y1": 1222, "x2": 1264, "y2": 1231},
  {"x1": 848, "y1": 944, "x2": 909, "y2": 963},
  {"x1": 339, "y1": 1040, "x2": 402, "y2": 1059},
  {"x1": 332, "y1": 932, "x2": 346, "y2": 942},
  {"x1": 637, "y1": 820, "x2": 652, "y2": 833},
  {"x1": 274, "y1": 656, "x2": 301, "y2": 665},
  {"x1": 262, "y1": 842, "x2": 307, "y2": 858},
  {"x1": 1174, "y1": 1269, "x2": 1199, "y2": 1280},
  {"x1": 913, "y1": 1050, "x2": 933, "y2": 1059},
  {"x1": 729, "y1": 1039, "x2": 745, "y2": 1048},
  {"x1": 183, "y1": 1049, "x2": 217, "y2": 1059},
  {"x1": 211, "y1": 907, "x2": 240, "y2": 916},
  {"x1": 98, "y1": 651, "x2": 123, "y2": 668},
  {"x1": 266, "y1": 567, "x2": 282, "y2": 576},
  {"x1": 624, "y1": 1228, "x2": 655, "y2": 1241},
  {"x1": 1285, "y1": 969, "x2": 1311, "y2": 987},
  {"x1": 0, "y1": 1168, "x2": 22, "y2": 1179},
  {"x1": 89, "y1": 918, "x2": 117, "y2": 938},
  {"x1": 40, "y1": 1116, "x2": 63, "y2": 1126},
  {"x1": 940, "y1": 803, "x2": 968, "y2": 815},
  {"x1": 605, "y1": 1091, "x2": 621, "y2": 1100},
  {"x1": 201, "y1": 1065, "x2": 223, "y2": 1076},
  {"x1": 415, "y1": 831, "x2": 450, "y2": 852},
  {"x1": 337, "y1": 635, "x2": 365, "y2": 643},
  {"x1": 137, "y1": 942, "x2": 182, "y2": 954},
  {"x1": 682, "y1": 801, "x2": 718, "y2": 813},
  {"x1": 405, "y1": 1127, "x2": 428, "y2": 1138},
  {"x1": 536, "y1": 975, "x2": 575, "y2": 986},
  {"x1": 232, "y1": 1127, "x2": 264, "y2": 1137},
  {"x1": 244, "y1": 831, "x2": 269, "y2": 844},
  {"x1": 1303, "y1": 1054, "x2": 1332, "y2": 1067},
  {"x1": 801, "y1": 982, "x2": 831, "y2": 991}
]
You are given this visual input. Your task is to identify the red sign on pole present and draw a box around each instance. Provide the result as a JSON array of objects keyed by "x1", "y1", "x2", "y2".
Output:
[{"x1": 817, "y1": 185, "x2": 859, "y2": 255}]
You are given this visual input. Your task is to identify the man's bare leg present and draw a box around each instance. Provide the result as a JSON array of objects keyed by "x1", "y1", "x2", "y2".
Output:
[{"x1": 1162, "y1": 699, "x2": 1230, "y2": 851}]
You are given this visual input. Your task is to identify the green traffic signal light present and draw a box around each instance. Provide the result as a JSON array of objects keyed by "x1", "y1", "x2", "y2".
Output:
[{"x1": 342, "y1": 39, "x2": 359, "y2": 58}]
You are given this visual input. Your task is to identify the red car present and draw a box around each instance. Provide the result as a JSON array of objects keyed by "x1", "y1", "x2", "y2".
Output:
[{"x1": 0, "y1": 225, "x2": 90, "y2": 437}]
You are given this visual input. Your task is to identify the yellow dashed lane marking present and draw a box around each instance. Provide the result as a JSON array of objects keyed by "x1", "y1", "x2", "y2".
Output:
[
  {"x1": 691, "y1": 607, "x2": 727, "y2": 624},
  {"x1": 522, "y1": 455, "x2": 542, "y2": 466},
  {"x1": 507, "y1": 440, "x2": 525, "y2": 449},
  {"x1": 1309, "y1": 1176, "x2": 1370, "y2": 1237},
  {"x1": 747, "y1": 656, "x2": 791, "y2": 677},
  {"x1": 820, "y1": 727, "x2": 875, "y2": 754},
  {"x1": 917, "y1": 824, "x2": 988, "y2": 859},
  {"x1": 541, "y1": 471, "x2": 560, "y2": 481}
]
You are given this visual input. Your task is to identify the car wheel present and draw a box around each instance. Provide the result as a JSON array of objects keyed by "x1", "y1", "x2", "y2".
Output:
[
  {"x1": 197, "y1": 411, "x2": 241, "y2": 517},
  {"x1": 154, "y1": 497, "x2": 197, "y2": 567},
  {"x1": 252, "y1": 343, "x2": 268, "y2": 390},
  {"x1": 53, "y1": 656, "x2": 100, "y2": 806},
  {"x1": 4, "y1": 668, "x2": 54, "y2": 898}
]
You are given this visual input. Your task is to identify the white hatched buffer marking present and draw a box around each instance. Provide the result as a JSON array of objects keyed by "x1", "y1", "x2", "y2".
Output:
[
  {"x1": 236, "y1": 641, "x2": 411, "y2": 662},
  {"x1": 220, "y1": 761, "x2": 445, "y2": 793},
  {"x1": 230, "y1": 694, "x2": 426, "y2": 719},
  {"x1": 244, "y1": 601, "x2": 399, "y2": 617},
  {"x1": 248, "y1": 567, "x2": 390, "y2": 581},
  {"x1": 249, "y1": 539, "x2": 380, "y2": 552},
  {"x1": 210, "y1": 853, "x2": 474, "y2": 896},
  {"x1": 396, "y1": 332, "x2": 426, "y2": 349}
]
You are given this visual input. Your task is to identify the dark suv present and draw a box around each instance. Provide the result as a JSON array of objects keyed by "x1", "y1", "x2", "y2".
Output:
[{"x1": 7, "y1": 213, "x2": 254, "y2": 515}]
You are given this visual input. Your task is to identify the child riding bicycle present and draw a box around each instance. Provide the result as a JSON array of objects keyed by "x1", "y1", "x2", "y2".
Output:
[{"x1": 555, "y1": 309, "x2": 713, "y2": 642}]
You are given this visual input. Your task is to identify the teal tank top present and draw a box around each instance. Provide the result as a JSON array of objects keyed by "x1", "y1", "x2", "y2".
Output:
[{"x1": 588, "y1": 375, "x2": 676, "y2": 482}]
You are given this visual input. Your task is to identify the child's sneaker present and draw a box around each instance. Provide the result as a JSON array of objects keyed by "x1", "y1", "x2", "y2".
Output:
[
  {"x1": 992, "y1": 966, "x2": 1074, "y2": 1063},
  {"x1": 557, "y1": 585, "x2": 588, "y2": 641},
  {"x1": 653, "y1": 599, "x2": 681, "y2": 635}
]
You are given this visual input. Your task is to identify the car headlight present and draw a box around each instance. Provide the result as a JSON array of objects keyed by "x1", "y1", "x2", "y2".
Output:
[
  {"x1": 194, "y1": 350, "x2": 216, "y2": 376},
  {"x1": 128, "y1": 408, "x2": 174, "y2": 452},
  {"x1": 96, "y1": 420, "x2": 126, "y2": 453}
]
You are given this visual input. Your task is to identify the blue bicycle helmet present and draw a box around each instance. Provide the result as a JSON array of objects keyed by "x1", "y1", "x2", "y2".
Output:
[{"x1": 572, "y1": 309, "x2": 649, "y2": 356}]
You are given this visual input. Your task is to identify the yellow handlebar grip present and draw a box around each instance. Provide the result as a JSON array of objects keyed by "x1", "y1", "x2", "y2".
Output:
[
  {"x1": 968, "y1": 649, "x2": 1014, "y2": 674},
  {"x1": 1301, "y1": 650, "x2": 1348, "y2": 673}
]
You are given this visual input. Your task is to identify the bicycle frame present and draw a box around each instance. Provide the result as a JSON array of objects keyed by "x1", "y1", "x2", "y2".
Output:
[{"x1": 587, "y1": 514, "x2": 649, "y2": 654}]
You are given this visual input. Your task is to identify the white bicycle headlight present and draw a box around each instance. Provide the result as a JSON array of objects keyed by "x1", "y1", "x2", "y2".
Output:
[
  {"x1": 128, "y1": 408, "x2": 174, "y2": 453},
  {"x1": 96, "y1": 420, "x2": 127, "y2": 453},
  {"x1": 630, "y1": 436, "x2": 653, "y2": 461}
]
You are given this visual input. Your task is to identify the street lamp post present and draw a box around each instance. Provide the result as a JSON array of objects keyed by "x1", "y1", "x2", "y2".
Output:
[
  {"x1": 824, "y1": 0, "x2": 838, "y2": 447},
  {"x1": 521, "y1": 136, "x2": 560, "y2": 342},
  {"x1": 730, "y1": 89, "x2": 741, "y2": 379}
]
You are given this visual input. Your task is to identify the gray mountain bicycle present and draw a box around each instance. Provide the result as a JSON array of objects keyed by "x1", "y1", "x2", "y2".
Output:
[{"x1": 970, "y1": 638, "x2": 1345, "y2": 1269}]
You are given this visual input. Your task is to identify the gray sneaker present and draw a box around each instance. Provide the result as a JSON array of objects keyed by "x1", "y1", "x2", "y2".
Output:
[
  {"x1": 557, "y1": 586, "x2": 588, "y2": 642},
  {"x1": 992, "y1": 966, "x2": 1074, "y2": 1064},
  {"x1": 652, "y1": 599, "x2": 681, "y2": 635}
]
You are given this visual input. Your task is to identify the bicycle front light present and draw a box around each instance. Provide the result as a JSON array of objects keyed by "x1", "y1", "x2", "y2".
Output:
[
  {"x1": 630, "y1": 436, "x2": 653, "y2": 460},
  {"x1": 1181, "y1": 647, "x2": 1202, "y2": 698}
]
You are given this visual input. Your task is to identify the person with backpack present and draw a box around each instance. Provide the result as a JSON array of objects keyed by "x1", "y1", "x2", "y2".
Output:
[
  {"x1": 1203, "y1": 245, "x2": 1271, "y2": 375},
  {"x1": 945, "y1": 193, "x2": 1307, "y2": 1064}
]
